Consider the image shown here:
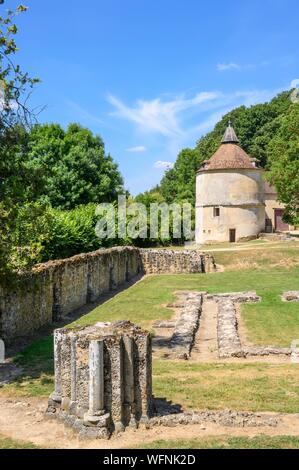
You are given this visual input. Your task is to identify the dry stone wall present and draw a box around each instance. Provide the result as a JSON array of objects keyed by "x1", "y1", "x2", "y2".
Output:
[
  {"x1": 0, "y1": 247, "x2": 214, "y2": 343},
  {"x1": 140, "y1": 249, "x2": 215, "y2": 274},
  {"x1": 169, "y1": 292, "x2": 203, "y2": 359}
]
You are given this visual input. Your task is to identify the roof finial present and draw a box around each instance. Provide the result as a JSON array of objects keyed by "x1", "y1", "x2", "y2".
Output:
[{"x1": 221, "y1": 121, "x2": 239, "y2": 144}]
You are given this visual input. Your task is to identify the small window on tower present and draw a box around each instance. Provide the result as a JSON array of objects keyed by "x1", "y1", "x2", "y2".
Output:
[{"x1": 213, "y1": 207, "x2": 220, "y2": 217}]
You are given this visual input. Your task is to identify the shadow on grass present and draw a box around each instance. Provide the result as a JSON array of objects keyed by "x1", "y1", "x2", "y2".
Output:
[{"x1": 153, "y1": 397, "x2": 183, "y2": 415}]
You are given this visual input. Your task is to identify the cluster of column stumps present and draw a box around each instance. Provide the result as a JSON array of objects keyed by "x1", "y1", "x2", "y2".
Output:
[{"x1": 47, "y1": 321, "x2": 152, "y2": 439}]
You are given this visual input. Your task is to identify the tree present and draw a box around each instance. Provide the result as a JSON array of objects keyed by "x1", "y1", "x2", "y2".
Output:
[
  {"x1": 0, "y1": 3, "x2": 44, "y2": 277},
  {"x1": 266, "y1": 104, "x2": 299, "y2": 225},
  {"x1": 0, "y1": 3, "x2": 39, "y2": 130},
  {"x1": 26, "y1": 123, "x2": 124, "y2": 210},
  {"x1": 0, "y1": 3, "x2": 42, "y2": 204}
]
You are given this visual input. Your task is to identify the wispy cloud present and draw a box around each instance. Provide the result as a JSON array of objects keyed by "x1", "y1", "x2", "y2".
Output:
[
  {"x1": 217, "y1": 62, "x2": 241, "y2": 71},
  {"x1": 126, "y1": 145, "x2": 147, "y2": 153},
  {"x1": 107, "y1": 92, "x2": 219, "y2": 137},
  {"x1": 217, "y1": 61, "x2": 271, "y2": 72},
  {"x1": 154, "y1": 161, "x2": 174, "y2": 170},
  {"x1": 107, "y1": 87, "x2": 279, "y2": 160},
  {"x1": 66, "y1": 99, "x2": 104, "y2": 125}
]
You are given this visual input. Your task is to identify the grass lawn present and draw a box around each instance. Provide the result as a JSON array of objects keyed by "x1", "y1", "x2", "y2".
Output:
[
  {"x1": 0, "y1": 433, "x2": 37, "y2": 449},
  {"x1": 3, "y1": 335, "x2": 55, "y2": 398},
  {"x1": 3, "y1": 354, "x2": 299, "y2": 413},
  {"x1": 153, "y1": 360, "x2": 299, "y2": 413},
  {"x1": 136, "y1": 435, "x2": 299, "y2": 449},
  {"x1": 211, "y1": 244, "x2": 299, "y2": 271}
]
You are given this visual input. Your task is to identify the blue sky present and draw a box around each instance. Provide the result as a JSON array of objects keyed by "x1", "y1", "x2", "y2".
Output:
[{"x1": 5, "y1": 0, "x2": 299, "y2": 194}]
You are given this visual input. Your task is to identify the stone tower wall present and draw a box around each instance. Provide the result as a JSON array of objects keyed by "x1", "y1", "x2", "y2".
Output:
[{"x1": 196, "y1": 169, "x2": 265, "y2": 244}]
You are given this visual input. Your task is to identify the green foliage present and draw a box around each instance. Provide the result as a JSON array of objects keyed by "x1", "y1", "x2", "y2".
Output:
[
  {"x1": 0, "y1": 4, "x2": 43, "y2": 205},
  {"x1": 266, "y1": 104, "x2": 299, "y2": 225},
  {"x1": 160, "y1": 148, "x2": 200, "y2": 205},
  {"x1": 26, "y1": 123, "x2": 124, "y2": 210},
  {"x1": 0, "y1": 3, "x2": 39, "y2": 129},
  {"x1": 42, "y1": 204, "x2": 103, "y2": 260},
  {"x1": 0, "y1": 125, "x2": 46, "y2": 204},
  {"x1": 0, "y1": 202, "x2": 53, "y2": 277}
]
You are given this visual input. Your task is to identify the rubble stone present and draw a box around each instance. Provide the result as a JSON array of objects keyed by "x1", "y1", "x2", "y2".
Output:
[
  {"x1": 170, "y1": 293, "x2": 203, "y2": 359},
  {"x1": 282, "y1": 291, "x2": 299, "y2": 302}
]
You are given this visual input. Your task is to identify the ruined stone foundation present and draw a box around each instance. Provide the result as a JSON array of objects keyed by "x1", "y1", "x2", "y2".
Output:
[{"x1": 47, "y1": 321, "x2": 153, "y2": 439}]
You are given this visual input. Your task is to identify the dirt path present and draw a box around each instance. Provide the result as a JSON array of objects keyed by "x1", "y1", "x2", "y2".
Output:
[
  {"x1": 191, "y1": 299, "x2": 218, "y2": 362},
  {"x1": 0, "y1": 396, "x2": 299, "y2": 449}
]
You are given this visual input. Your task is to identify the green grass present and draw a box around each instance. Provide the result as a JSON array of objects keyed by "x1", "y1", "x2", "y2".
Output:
[
  {"x1": 165, "y1": 239, "x2": 271, "y2": 250},
  {"x1": 200, "y1": 239, "x2": 269, "y2": 250},
  {"x1": 153, "y1": 360, "x2": 299, "y2": 413},
  {"x1": 0, "y1": 433, "x2": 38, "y2": 449},
  {"x1": 137, "y1": 435, "x2": 299, "y2": 449},
  {"x1": 3, "y1": 335, "x2": 54, "y2": 398},
  {"x1": 4, "y1": 352, "x2": 299, "y2": 414},
  {"x1": 70, "y1": 267, "x2": 299, "y2": 346},
  {"x1": 212, "y1": 245, "x2": 299, "y2": 271}
]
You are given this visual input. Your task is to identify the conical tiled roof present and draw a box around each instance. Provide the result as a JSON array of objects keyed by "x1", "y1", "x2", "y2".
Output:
[{"x1": 198, "y1": 124, "x2": 259, "y2": 171}]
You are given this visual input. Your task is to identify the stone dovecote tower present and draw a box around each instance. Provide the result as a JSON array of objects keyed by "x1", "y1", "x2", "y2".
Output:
[{"x1": 195, "y1": 123, "x2": 265, "y2": 244}]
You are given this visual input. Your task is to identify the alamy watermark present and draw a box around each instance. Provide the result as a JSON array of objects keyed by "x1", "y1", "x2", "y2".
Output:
[{"x1": 94, "y1": 196, "x2": 194, "y2": 241}]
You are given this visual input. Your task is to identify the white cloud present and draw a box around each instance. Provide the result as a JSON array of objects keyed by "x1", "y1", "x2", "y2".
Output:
[
  {"x1": 290, "y1": 78, "x2": 299, "y2": 89},
  {"x1": 107, "y1": 87, "x2": 279, "y2": 165},
  {"x1": 217, "y1": 62, "x2": 241, "y2": 71},
  {"x1": 217, "y1": 62, "x2": 264, "y2": 72},
  {"x1": 107, "y1": 92, "x2": 219, "y2": 137},
  {"x1": 154, "y1": 161, "x2": 174, "y2": 170},
  {"x1": 126, "y1": 145, "x2": 147, "y2": 153}
]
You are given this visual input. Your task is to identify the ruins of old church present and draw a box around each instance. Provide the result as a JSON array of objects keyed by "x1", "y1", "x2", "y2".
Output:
[{"x1": 195, "y1": 123, "x2": 294, "y2": 244}]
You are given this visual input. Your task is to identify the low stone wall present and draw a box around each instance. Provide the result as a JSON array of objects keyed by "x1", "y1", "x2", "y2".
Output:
[
  {"x1": 208, "y1": 292, "x2": 292, "y2": 359},
  {"x1": 169, "y1": 292, "x2": 203, "y2": 359},
  {"x1": 0, "y1": 247, "x2": 214, "y2": 342},
  {"x1": 150, "y1": 407, "x2": 279, "y2": 429},
  {"x1": 0, "y1": 247, "x2": 142, "y2": 342},
  {"x1": 139, "y1": 249, "x2": 215, "y2": 274}
]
